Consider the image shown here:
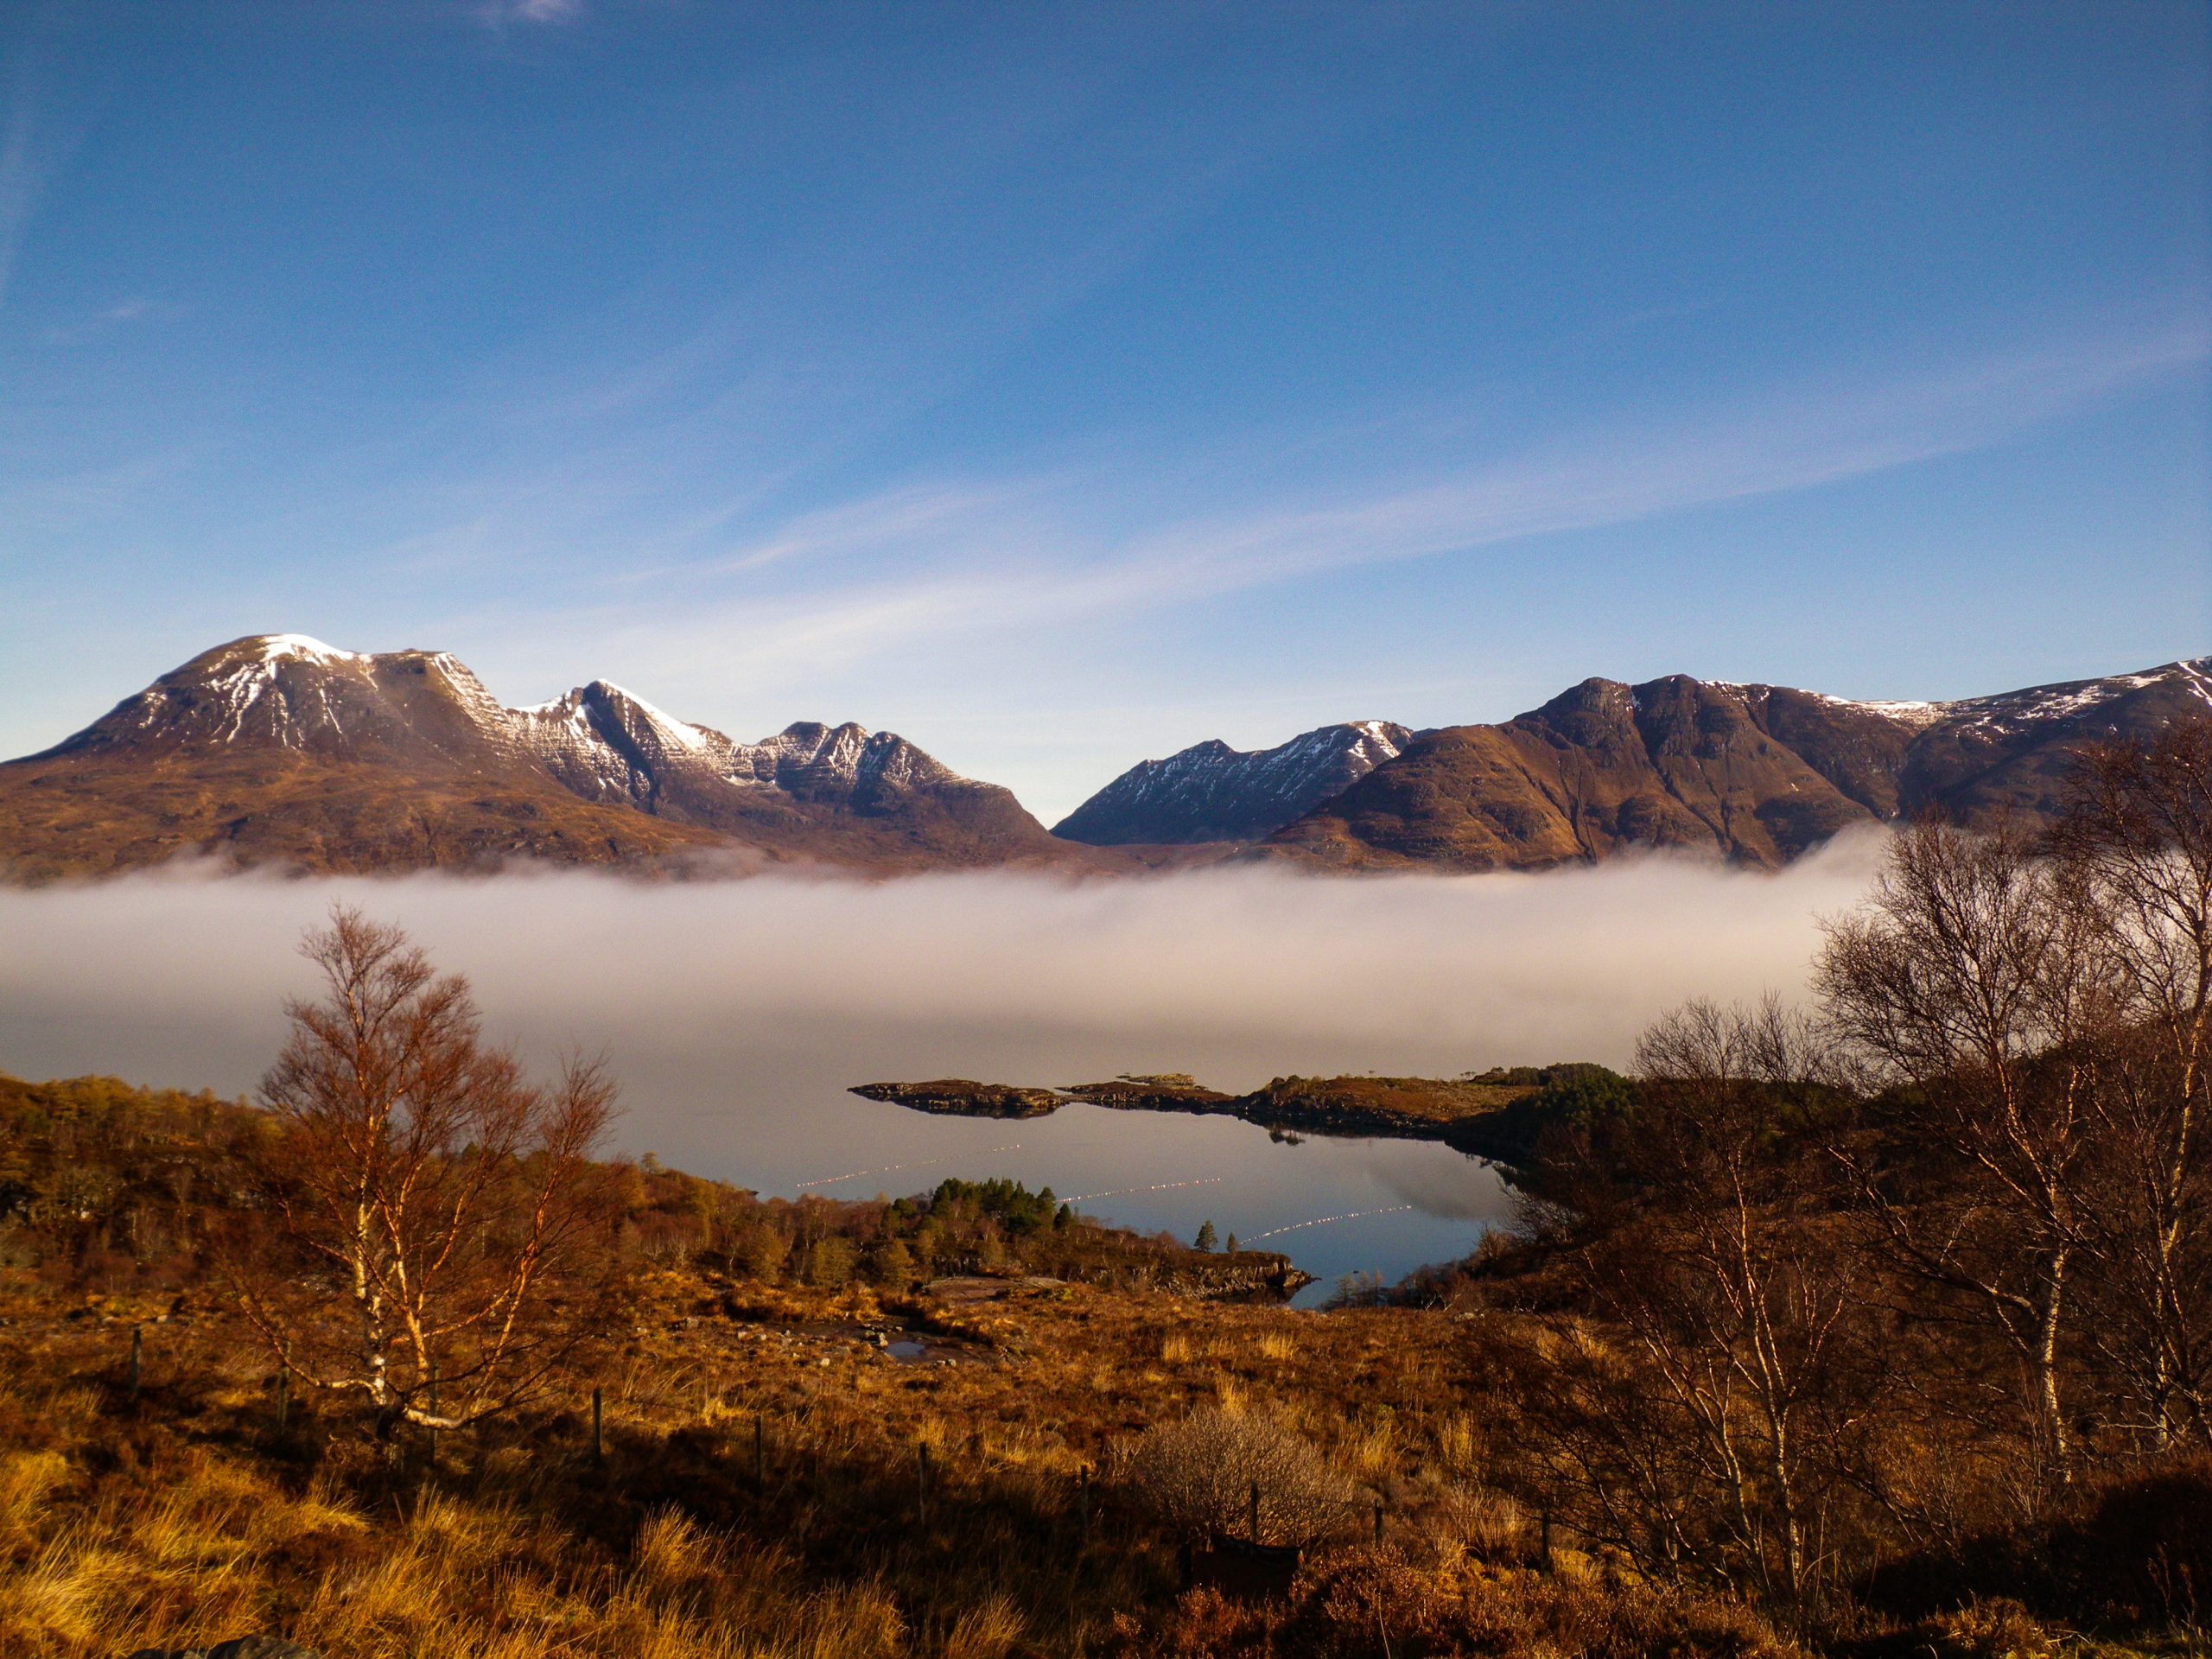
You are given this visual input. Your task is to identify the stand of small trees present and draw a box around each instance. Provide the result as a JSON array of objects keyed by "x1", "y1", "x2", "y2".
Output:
[{"x1": 1488, "y1": 728, "x2": 2212, "y2": 1625}]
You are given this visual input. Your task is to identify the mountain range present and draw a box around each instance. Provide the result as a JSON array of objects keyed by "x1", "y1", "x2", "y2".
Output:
[
  {"x1": 0, "y1": 635, "x2": 1084, "y2": 880},
  {"x1": 1255, "y1": 664, "x2": 2212, "y2": 871},
  {"x1": 0, "y1": 634, "x2": 2203, "y2": 881}
]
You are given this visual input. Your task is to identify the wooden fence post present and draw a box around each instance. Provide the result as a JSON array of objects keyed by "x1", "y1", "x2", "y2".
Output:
[
  {"x1": 426, "y1": 1363, "x2": 439, "y2": 1467},
  {"x1": 128, "y1": 1325, "x2": 143, "y2": 1401},
  {"x1": 1077, "y1": 1464, "x2": 1090, "y2": 1535},
  {"x1": 276, "y1": 1366, "x2": 289, "y2": 1433},
  {"x1": 592, "y1": 1387, "x2": 604, "y2": 1465},
  {"x1": 1249, "y1": 1481, "x2": 1261, "y2": 1547},
  {"x1": 918, "y1": 1442, "x2": 931, "y2": 1525},
  {"x1": 753, "y1": 1413, "x2": 766, "y2": 1492}
]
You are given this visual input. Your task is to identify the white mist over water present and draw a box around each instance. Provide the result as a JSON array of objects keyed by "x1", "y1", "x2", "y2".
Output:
[{"x1": 0, "y1": 835, "x2": 1886, "y2": 1296}]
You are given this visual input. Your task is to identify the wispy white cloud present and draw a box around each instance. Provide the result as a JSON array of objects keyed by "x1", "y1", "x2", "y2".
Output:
[
  {"x1": 511, "y1": 315, "x2": 2210, "y2": 693},
  {"x1": 41, "y1": 294, "x2": 179, "y2": 344},
  {"x1": 476, "y1": 0, "x2": 584, "y2": 28}
]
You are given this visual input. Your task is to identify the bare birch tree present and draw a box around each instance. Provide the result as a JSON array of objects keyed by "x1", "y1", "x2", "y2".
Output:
[
  {"x1": 238, "y1": 908, "x2": 622, "y2": 1438},
  {"x1": 1538, "y1": 998, "x2": 1871, "y2": 1617},
  {"x1": 2051, "y1": 728, "x2": 2212, "y2": 1449},
  {"x1": 1815, "y1": 820, "x2": 2115, "y2": 1478}
]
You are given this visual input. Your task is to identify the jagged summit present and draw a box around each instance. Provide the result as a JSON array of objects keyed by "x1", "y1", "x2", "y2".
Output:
[
  {"x1": 2, "y1": 635, "x2": 1065, "y2": 880},
  {"x1": 3, "y1": 641, "x2": 2204, "y2": 883},
  {"x1": 1054, "y1": 719, "x2": 1411, "y2": 845}
]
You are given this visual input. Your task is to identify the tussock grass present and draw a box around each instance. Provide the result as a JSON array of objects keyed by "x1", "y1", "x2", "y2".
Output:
[{"x1": 2, "y1": 1253, "x2": 2183, "y2": 1657}]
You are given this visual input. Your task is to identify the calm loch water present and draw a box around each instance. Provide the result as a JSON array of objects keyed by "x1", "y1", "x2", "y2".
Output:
[{"x1": 0, "y1": 857, "x2": 1865, "y2": 1301}]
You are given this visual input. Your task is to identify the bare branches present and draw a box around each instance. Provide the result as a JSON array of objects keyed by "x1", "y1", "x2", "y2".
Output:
[
  {"x1": 236, "y1": 906, "x2": 623, "y2": 1437},
  {"x1": 1814, "y1": 822, "x2": 2107, "y2": 1475},
  {"x1": 1552, "y1": 999, "x2": 1877, "y2": 1618},
  {"x1": 1117, "y1": 1408, "x2": 1359, "y2": 1547},
  {"x1": 2050, "y1": 730, "x2": 2212, "y2": 1450}
]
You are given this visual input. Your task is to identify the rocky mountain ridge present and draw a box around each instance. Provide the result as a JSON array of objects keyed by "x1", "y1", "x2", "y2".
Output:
[
  {"x1": 1052, "y1": 719, "x2": 1410, "y2": 845},
  {"x1": 2, "y1": 637, "x2": 2204, "y2": 881},
  {"x1": 0, "y1": 635, "x2": 1080, "y2": 880},
  {"x1": 1258, "y1": 658, "x2": 2212, "y2": 871}
]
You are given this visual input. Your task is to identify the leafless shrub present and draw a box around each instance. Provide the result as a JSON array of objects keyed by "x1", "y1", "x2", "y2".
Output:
[
  {"x1": 1816, "y1": 820, "x2": 2111, "y2": 1473},
  {"x1": 1116, "y1": 1406, "x2": 1357, "y2": 1546}
]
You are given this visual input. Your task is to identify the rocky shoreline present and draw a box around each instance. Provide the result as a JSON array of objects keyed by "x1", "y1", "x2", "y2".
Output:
[{"x1": 849, "y1": 1072, "x2": 1546, "y2": 1165}]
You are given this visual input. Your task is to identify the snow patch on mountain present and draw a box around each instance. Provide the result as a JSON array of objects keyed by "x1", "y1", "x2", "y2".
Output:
[
  {"x1": 1939, "y1": 660, "x2": 2206, "y2": 734},
  {"x1": 1808, "y1": 694, "x2": 1948, "y2": 728},
  {"x1": 254, "y1": 634, "x2": 360, "y2": 665},
  {"x1": 1054, "y1": 720, "x2": 1411, "y2": 845}
]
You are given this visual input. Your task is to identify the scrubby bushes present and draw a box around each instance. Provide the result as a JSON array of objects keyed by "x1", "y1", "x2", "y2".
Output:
[{"x1": 1117, "y1": 1407, "x2": 1358, "y2": 1547}]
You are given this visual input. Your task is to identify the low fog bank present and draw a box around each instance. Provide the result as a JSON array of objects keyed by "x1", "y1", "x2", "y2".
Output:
[
  {"x1": 0, "y1": 841, "x2": 1888, "y2": 1287},
  {"x1": 0, "y1": 834, "x2": 1887, "y2": 1108}
]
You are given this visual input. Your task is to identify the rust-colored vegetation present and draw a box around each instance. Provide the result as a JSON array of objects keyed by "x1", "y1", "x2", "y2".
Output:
[{"x1": 1, "y1": 731, "x2": 2208, "y2": 1657}]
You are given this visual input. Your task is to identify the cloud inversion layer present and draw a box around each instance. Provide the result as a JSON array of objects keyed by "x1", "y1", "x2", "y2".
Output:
[{"x1": 0, "y1": 836, "x2": 1887, "y2": 1103}]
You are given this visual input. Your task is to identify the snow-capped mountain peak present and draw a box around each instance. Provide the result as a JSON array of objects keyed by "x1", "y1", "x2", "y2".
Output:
[
  {"x1": 1053, "y1": 719, "x2": 1411, "y2": 845},
  {"x1": 251, "y1": 632, "x2": 360, "y2": 665},
  {"x1": 32, "y1": 637, "x2": 1025, "y2": 857}
]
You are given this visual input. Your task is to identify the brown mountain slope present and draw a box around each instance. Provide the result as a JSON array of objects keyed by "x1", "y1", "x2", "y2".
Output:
[
  {"x1": 0, "y1": 748, "x2": 734, "y2": 882},
  {"x1": 1263, "y1": 659, "x2": 2212, "y2": 872},
  {"x1": 0, "y1": 635, "x2": 1091, "y2": 880}
]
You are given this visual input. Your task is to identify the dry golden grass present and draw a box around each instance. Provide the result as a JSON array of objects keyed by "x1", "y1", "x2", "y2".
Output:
[
  {"x1": 0, "y1": 1264, "x2": 2159, "y2": 1659},
  {"x1": 1434, "y1": 1409, "x2": 1478, "y2": 1473}
]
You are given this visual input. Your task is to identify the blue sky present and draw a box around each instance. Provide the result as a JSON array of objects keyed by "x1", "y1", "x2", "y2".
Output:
[{"x1": 2, "y1": 1, "x2": 2207, "y2": 823}]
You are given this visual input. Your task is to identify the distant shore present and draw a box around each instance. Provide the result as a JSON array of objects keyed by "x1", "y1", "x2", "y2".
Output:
[{"x1": 850, "y1": 1071, "x2": 1563, "y2": 1167}]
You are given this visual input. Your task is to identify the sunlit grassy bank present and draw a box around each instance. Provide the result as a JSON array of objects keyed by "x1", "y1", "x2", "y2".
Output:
[{"x1": 2, "y1": 1068, "x2": 2204, "y2": 1657}]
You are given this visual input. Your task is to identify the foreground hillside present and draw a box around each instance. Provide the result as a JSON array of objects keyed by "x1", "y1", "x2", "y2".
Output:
[
  {"x1": 0, "y1": 1069, "x2": 1764, "y2": 1659},
  {"x1": 3, "y1": 1062, "x2": 2203, "y2": 1659}
]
